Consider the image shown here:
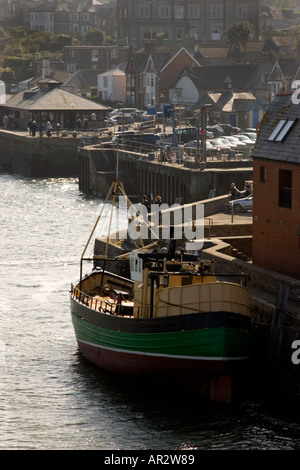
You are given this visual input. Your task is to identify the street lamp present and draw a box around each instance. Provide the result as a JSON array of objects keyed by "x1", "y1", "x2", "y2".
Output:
[{"x1": 200, "y1": 103, "x2": 212, "y2": 169}]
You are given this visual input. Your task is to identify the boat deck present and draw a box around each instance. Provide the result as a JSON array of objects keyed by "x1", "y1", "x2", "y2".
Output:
[{"x1": 79, "y1": 291, "x2": 134, "y2": 317}]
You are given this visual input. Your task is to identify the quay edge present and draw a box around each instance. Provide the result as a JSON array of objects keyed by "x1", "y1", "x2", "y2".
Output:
[
  {"x1": 0, "y1": 129, "x2": 90, "y2": 177},
  {"x1": 77, "y1": 146, "x2": 253, "y2": 203}
]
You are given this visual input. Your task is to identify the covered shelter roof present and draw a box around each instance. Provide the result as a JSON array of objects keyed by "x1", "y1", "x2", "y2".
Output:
[{"x1": 3, "y1": 87, "x2": 111, "y2": 113}]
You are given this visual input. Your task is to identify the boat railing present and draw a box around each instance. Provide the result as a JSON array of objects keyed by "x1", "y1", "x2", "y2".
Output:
[
  {"x1": 71, "y1": 285, "x2": 153, "y2": 318},
  {"x1": 72, "y1": 286, "x2": 116, "y2": 315}
]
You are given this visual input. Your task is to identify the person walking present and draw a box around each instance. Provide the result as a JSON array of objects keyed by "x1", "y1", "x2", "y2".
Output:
[
  {"x1": 55, "y1": 122, "x2": 60, "y2": 137},
  {"x1": 46, "y1": 121, "x2": 52, "y2": 137},
  {"x1": 230, "y1": 183, "x2": 242, "y2": 200},
  {"x1": 244, "y1": 183, "x2": 251, "y2": 196},
  {"x1": 30, "y1": 120, "x2": 38, "y2": 137},
  {"x1": 2, "y1": 114, "x2": 8, "y2": 129}
]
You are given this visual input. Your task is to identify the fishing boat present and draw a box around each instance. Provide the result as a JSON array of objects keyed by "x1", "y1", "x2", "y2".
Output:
[{"x1": 70, "y1": 179, "x2": 252, "y2": 403}]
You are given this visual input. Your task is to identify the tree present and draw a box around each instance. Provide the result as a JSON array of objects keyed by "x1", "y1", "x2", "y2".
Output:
[
  {"x1": 0, "y1": 67, "x2": 15, "y2": 85},
  {"x1": 222, "y1": 21, "x2": 254, "y2": 62},
  {"x1": 51, "y1": 34, "x2": 73, "y2": 52},
  {"x1": 84, "y1": 29, "x2": 104, "y2": 45}
]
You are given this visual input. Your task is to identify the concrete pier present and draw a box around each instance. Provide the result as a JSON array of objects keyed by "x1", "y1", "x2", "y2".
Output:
[{"x1": 78, "y1": 145, "x2": 253, "y2": 203}]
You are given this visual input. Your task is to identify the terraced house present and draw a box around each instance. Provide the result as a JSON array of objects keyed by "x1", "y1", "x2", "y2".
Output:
[{"x1": 116, "y1": 0, "x2": 261, "y2": 47}]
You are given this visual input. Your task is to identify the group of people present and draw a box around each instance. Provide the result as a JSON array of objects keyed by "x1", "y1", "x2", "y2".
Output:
[
  {"x1": 28, "y1": 120, "x2": 61, "y2": 137},
  {"x1": 230, "y1": 182, "x2": 252, "y2": 200},
  {"x1": 2, "y1": 114, "x2": 14, "y2": 130},
  {"x1": 141, "y1": 194, "x2": 162, "y2": 212},
  {"x1": 159, "y1": 146, "x2": 178, "y2": 164},
  {"x1": 76, "y1": 117, "x2": 89, "y2": 130}
]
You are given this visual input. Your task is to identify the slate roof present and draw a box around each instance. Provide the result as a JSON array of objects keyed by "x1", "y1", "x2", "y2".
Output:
[
  {"x1": 4, "y1": 87, "x2": 110, "y2": 112},
  {"x1": 128, "y1": 52, "x2": 170, "y2": 74},
  {"x1": 254, "y1": 92, "x2": 300, "y2": 164},
  {"x1": 186, "y1": 63, "x2": 274, "y2": 93}
]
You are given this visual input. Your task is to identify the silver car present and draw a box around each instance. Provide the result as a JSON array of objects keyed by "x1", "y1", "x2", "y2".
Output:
[{"x1": 228, "y1": 194, "x2": 253, "y2": 212}]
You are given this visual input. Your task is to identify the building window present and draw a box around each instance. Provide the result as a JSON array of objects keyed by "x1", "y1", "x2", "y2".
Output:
[
  {"x1": 159, "y1": 5, "x2": 171, "y2": 19},
  {"x1": 92, "y1": 49, "x2": 98, "y2": 61},
  {"x1": 127, "y1": 73, "x2": 135, "y2": 87},
  {"x1": 260, "y1": 166, "x2": 266, "y2": 183},
  {"x1": 69, "y1": 49, "x2": 75, "y2": 57},
  {"x1": 211, "y1": 23, "x2": 222, "y2": 40},
  {"x1": 188, "y1": 5, "x2": 200, "y2": 19},
  {"x1": 176, "y1": 28, "x2": 184, "y2": 40},
  {"x1": 111, "y1": 50, "x2": 118, "y2": 58},
  {"x1": 171, "y1": 88, "x2": 182, "y2": 100},
  {"x1": 127, "y1": 91, "x2": 135, "y2": 105},
  {"x1": 279, "y1": 169, "x2": 292, "y2": 208},
  {"x1": 188, "y1": 27, "x2": 199, "y2": 40},
  {"x1": 103, "y1": 77, "x2": 108, "y2": 88},
  {"x1": 174, "y1": 6, "x2": 184, "y2": 19},
  {"x1": 138, "y1": 6, "x2": 150, "y2": 19},
  {"x1": 146, "y1": 73, "x2": 155, "y2": 88},
  {"x1": 211, "y1": 4, "x2": 223, "y2": 19},
  {"x1": 236, "y1": 4, "x2": 248, "y2": 18}
]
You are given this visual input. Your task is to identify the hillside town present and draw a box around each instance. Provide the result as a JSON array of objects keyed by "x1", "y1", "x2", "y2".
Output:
[
  {"x1": 1, "y1": 0, "x2": 300, "y2": 448},
  {"x1": 0, "y1": 0, "x2": 299, "y2": 111}
]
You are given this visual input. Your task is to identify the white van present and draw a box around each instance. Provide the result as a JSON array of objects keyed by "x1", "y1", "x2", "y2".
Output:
[{"x1": 109, "y1": 108, "x2": 138, "y2": 118}]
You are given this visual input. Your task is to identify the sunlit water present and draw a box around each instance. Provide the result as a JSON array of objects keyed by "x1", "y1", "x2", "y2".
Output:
[{"x1": 0, "y1": 174, "x2": 299, "y2": 450}]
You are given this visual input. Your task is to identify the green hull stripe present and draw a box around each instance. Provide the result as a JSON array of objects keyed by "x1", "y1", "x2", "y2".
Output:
[
  {"x1": 76, "y1": 338, "x2": 249, "y2": 361},
  {"x1": 72, "y1": 313, "x2": 251, "y2": 359}
]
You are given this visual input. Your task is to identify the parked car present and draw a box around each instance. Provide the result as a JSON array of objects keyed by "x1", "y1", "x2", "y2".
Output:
[
  {"x1": 233, "y1": 134, "x2": 254, "y2": 148},
  {"x1": 109, "y1": 108, "x2": 139, "y2": 118},
  {"x1": 224, "y1": 136, "x2": 247, "y2": 151},
  {"x1": 156, "y1": 132, "x2": 176, "y2": 145},
  {"x1": 219, "y1": 137, "x2": 238, "y2": 150},
  {"x1": 228, "y1": 195, "x2": 253, "y2": 213},
  {"x1": 240, "y1": 132, "x2": 257, "y2": 141},
  {"x1": 116, "y1": 114, "x2": 134, "y2": 125},
  {"x1": 132, "y1": 110, "x2": 146, "y2": 120},
  {"x1": 219, "y1": 123, "x2": 241, "y2": 135},
  {"x1": 175, "y1": 127, "x2": 198, "y2": 143},
  {"x1": 183, "y1": 139, "x2": 221, "y2": 157},
  {"x1": 206, "y1": 125, "x2": 224, "y2": 137},
  {"x1": 209, "y1": 138, "x2": 231, "y2": 153},
  {"x1": 105, "y1": 117, "x2": 118, "y2": 127}
]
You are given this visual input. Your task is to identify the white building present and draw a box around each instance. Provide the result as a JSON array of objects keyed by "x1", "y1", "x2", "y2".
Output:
[{"x1": 97, "y1": 67, "x2": 126, "y2": 103}]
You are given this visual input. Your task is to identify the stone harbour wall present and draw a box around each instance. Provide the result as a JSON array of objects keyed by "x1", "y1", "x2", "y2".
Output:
[{"x1": 0, "y1": 130, "x2": 81, "y2": 177}]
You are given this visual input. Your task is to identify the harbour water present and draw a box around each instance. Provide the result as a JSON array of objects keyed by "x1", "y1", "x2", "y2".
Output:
[{"x1": 0, "y1": 174, "x2": 299, "y2": 451}]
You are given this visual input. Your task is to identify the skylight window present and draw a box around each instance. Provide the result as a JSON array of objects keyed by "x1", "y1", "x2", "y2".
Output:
[
  {"x1": 268, "y1": 119, "x2": 297, "y2": 142},
  {"x1": 268, "y1": 120, "x2": 286, "y2": 141},
  {"x1": 275, "y1": 120, "x2": 296, "y2": 142}
]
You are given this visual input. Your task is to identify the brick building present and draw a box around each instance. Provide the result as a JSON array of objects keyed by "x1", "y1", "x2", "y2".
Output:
[
  {"x1": 29, "y1": 0, "x2": 116, "y2": 36},
  {"x1": 252, "y1": 92, "x2": 300, "y2": 280},
  {"x1": 64, "y1": 45, "x2": 130, "y2": 72},
  {"x1": 116, "y1": 0, "x2": 261, "y2": 47},
  {"x1": 125, "y1": 47, "x2": 200, "y2": 108}
]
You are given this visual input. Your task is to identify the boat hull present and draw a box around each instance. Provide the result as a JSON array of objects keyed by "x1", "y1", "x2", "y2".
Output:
[{"x1": 70, "y1": 295, "x2": 252, "y2": 400}]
